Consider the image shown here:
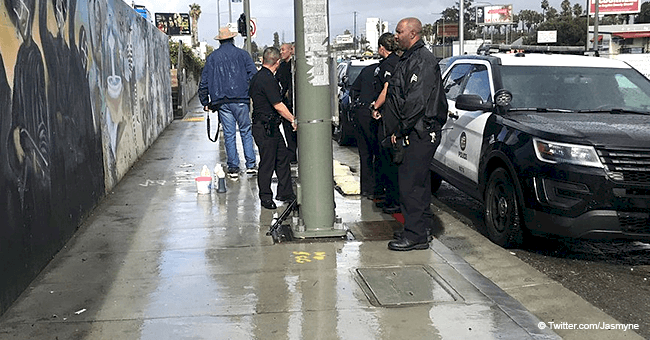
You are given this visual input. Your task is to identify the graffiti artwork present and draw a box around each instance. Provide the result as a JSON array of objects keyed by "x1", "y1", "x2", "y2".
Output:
[{"x1": 0, "y1": 0, "x2": 172, "y2": 314}]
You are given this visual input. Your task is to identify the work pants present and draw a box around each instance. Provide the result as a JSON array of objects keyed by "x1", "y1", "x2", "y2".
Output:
[
  {"x1": 399, "y1": 130, "x2": 440, "y2": 243},
  {"x1": 354, "y1": 108, "x2": 380, "y2": 195},
  {"x1": 252, "y1": 122, "x2": 294, "y2": 201}
]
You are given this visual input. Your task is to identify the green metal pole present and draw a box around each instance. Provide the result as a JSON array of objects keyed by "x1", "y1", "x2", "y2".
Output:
[
  {"x1": 243, "y1": 0, "x2": 252, "y2": 56},
  {"x1": 293, "y1": 0, "x2": 345, "y2": 238}
]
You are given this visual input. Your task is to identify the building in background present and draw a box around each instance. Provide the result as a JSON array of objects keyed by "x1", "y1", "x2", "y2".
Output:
[
  {"x1": 132, "y1": 3, "x2": 153, "y2": 24},
  {"x1": 365, "y1": 18, "x2": 388, "y2": 53}
]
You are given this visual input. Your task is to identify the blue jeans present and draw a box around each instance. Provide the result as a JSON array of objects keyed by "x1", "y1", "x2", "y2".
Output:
[{"x1": 218, "y1": 103, "x2": 256, "y2": 169}]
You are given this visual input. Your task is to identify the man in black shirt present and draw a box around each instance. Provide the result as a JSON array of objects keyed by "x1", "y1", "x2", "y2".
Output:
[
  {"x1": 249, "y1": 47, "x2": 297, "y2": 210},
  {"x1": 349, "y1": 63, "x2": 381, "y2": 200},
  {"x1": 384, "y1": 17, "x2": 448, "y2": 251},
  {"x1": 371, "y1": 33, "x2": 401, "y2": 215},
  {"x1": 275, "y1": 43, "x2": 297, "y2": 163}
]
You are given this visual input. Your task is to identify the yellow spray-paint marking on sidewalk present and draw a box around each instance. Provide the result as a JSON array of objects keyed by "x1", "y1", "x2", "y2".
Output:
[
  {"x1": 183, "y1": 116, "x2": 205, "y2": 122},
  {"x1": 293, "y1": 251, "x2": 326, "y2": 263}
]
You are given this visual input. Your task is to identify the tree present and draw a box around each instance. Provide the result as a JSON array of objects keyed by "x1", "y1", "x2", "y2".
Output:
[
  {"x1": 541, "y1": 0, "x2": 549, "y2": 20},
  {"x1": 542, "y1": 19, "x2": 586, "y2": 46},
  {"x1": 519, "y1": 9, "x2": 543, "y2": 33},
  {"x1": 422, "y1": 23, "x2": 435, "y2": 44},
  {"x1": 376, "y1": 21, "x2": 387, "y2": 37},
  {"x1": 251, "y1": 41, "x2": 260, "y2": 63},
  {"x1": 573, "y1": 3, "x2": 583, "y2": 18},
  {"x1": 273, "y1": 32, "x2": 280, "y2": 49},
  {"x1": 189, "y1": 3, "x2": 201, "y2": 47},
  {"x1": 169, "y1": 41, "x2": 204, "y2": 80},
  {"x1": 560, "y1": 0, "x2": 572, "y2": 17},
  {"x1": 546, "y1": 7, "x2": 558, "y2": 21}
]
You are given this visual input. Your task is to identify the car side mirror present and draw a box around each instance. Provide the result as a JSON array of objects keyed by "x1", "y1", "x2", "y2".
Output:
[{"x1": 455, "y1": 94, "x2": 493, "y2": 112}]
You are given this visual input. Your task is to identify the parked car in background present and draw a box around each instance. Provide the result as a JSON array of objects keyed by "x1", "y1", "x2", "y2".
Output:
[
  {"x1": 333, "y1": 58, "x2": 379, "y2": 146},
  {"x1": 431, "y1": 46, "x2": 650, "y2": 248}
]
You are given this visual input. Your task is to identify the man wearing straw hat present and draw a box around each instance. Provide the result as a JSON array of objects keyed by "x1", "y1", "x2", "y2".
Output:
[{"x1": 199, "y1": 26, "x2": 258, "y2": 178}]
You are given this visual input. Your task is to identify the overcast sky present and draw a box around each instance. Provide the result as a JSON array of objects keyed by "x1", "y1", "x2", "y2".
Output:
[{"x1": 128, "y1": 0, "x2": 568, "y2": 47}]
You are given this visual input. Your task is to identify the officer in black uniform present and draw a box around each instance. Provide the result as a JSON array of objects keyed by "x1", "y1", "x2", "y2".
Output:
[
  {"x1": 275, "y1": 43, "x2": 297, "y2": 163},
  {"x1": 371, "y1": 33, "x2": 401, "y2": 215},
  {"x1": 349, "y1": 62, "x2": 381, "y2": 199},
  {"x1": 384, "y1": 18, "x2": 448, "y2": 251},
  {"x1": 249, "y1": 47, "x2": 297, "y2": 210}
]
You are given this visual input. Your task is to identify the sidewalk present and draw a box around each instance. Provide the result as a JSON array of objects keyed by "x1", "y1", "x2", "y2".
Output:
[{"x1": 0, "y1": 95, "x2": 571, "y2": 339}]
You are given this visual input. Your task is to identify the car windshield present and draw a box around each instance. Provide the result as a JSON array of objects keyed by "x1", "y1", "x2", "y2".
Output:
[
  {"x1": 500, "y1": 65, "x2": 650, "y2": 113},
  {"x1": 347, "y1": 65, "x2": 367, "y2": 85}
]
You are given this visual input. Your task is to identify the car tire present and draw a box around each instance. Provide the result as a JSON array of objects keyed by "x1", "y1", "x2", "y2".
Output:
[
  {"x1": 484, "y1": 168, "x2": 524, "y2": 248},
  {"x1": 430, "y1": 171, "x2": 442, "y2": 193}
]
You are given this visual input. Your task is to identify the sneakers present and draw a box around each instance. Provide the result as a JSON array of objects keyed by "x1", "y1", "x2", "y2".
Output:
[
  {"x1": 227, "y1": 168, "x2": 239, "y2": 178},
  {"x1": 246, "y1": 167, "x2": 258, "y2": 175}
]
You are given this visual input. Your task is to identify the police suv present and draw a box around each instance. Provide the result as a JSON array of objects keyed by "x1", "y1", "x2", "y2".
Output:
[{"x1": 431, "y1": 46, "x2": 650, "y2": 247}]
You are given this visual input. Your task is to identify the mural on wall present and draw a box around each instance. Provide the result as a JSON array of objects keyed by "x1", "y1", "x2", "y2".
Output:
[{"x1": 0, "y1": 0, "x2": 172, "y2": 314}]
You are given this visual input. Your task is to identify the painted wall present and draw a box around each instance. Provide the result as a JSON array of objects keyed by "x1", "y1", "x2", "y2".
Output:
[{"x1": 0, "y1": 0, "x2": 172, "y2": 315}]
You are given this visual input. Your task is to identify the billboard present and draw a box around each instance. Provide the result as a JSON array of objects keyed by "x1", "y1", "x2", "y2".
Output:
[
  {"x1": 537, "y1": 30, "x2": 558, "y2": 43},
  {"x1": 155, "y1": 13, "x2": 191, "y2": 36},
  {"x1": 437, "y1": 23, "x2": 459, "y2": 37},
  {"x1": 335, "y1": 34, "x2": 354, "y2": 45},
  {"x1": 589, "y1": 0, "x2": 641, "y2": 15},
  {"x1": 476, "y1": 5, "x2": 513, "y2": 25}
]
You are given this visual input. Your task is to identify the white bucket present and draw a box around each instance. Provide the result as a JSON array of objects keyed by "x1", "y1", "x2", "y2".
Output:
[{"x1": 195, "y1": 176, "x2": 212, "y2": 194}]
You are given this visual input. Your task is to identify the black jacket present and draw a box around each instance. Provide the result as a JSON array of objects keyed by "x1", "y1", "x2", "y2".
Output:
[{"x1": 384, "y1": 39, "x2": 448, "y2": 138}]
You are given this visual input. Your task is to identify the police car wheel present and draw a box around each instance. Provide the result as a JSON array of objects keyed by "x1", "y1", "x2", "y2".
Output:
[
  {"x1": 430, "y1": 171, "x2": 442, "y2": 193},
  {"x1": 484, "y1": 168, "x2": 524, "y2": 248}
]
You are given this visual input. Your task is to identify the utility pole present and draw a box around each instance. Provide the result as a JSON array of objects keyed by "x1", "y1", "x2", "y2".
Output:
[
  {"x1": 244, "y1": 0, "x2": 251, "y2": 55},
  {"x1": 217, "y1": 0, "x2": 221, "y2": 29},
  {"x1": 293, "y1": 0, "x2": 346, "y2": 238},
  {"x1": 593, "y1": 0, "x2": 600, "y2": 53},
  {"x1": 353, "y1": 11, "x2": 357, "y2": 53},
  {"x1": 459, "y1": 0, "x2": 465, "y2": 55},
  {"x1": 228, "y1": 0, "x2": 232, "y2": 23}
]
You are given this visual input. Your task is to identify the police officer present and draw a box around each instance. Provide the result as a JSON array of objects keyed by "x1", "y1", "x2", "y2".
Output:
[
  {"x1": 349, "y1": 62, "x2": 381, "y2": 199},
  {"x1": 275, "y1": 43, "x2": 297, "y2": 163},
  {"x1": 249, "y1": 47, "x2": 297, "y2": 210},
  {"x1": 384, "y1": 17, "x2": 448, "y2": 251},
  {"x1": 371, "y1": 33, "x2": 401, "y2": 215}
]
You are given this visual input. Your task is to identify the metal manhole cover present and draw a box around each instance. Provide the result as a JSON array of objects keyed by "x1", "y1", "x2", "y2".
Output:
[{"x1": 356, "y1": 265, "x2": 460, "y2": 306}]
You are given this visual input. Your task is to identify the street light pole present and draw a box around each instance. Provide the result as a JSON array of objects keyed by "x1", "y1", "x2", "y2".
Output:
[
  {"x1": 593, "y1": 0, "x2": 600, "y2": 52},
  {"x1": 228, "y1": 0, "x2": 232, "y2": 23},
  {"x1": 244, "y1": 0, "x2": 251, "y2": 55},
  {"x1": 217, "y1": 0, "x2": 221, "y2": 29},
  {"x1": 459, "y1": 0, "x2": 464, "y2": 54}
]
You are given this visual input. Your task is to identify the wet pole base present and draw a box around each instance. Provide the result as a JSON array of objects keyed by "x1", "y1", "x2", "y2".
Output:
[{"x1": 291, "y1": 220, "x2": 349, "y2": 239}]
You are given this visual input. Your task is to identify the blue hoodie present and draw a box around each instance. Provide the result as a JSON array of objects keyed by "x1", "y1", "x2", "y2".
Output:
[{"x1": 198, "y1": 40, "x2": 257, "y2": 107}]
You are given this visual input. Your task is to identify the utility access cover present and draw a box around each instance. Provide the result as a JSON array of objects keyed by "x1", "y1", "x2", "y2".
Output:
[{"x1": 356, "y1": 265, "x2": 460, "y2": 306}]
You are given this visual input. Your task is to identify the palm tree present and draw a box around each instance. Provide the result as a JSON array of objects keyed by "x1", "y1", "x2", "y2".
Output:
[
  {"x1": 560, "y1": 0, "x2": 572, "y2": 17},
  {"x1": 189, "y1": 3, "x2": 201, "y2": 47},
  {"x1": 572, "y1": 4, "x2": 584, "y2": 18},
  {"x1": 422, "y1": 23, "x2": 435, "y2": 44},
  {"x1": 541, "y1": 0, "x2": 549, "y2": 21}
]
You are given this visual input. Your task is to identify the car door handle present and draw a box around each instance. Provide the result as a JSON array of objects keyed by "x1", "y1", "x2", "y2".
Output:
[{"x1": 448, "y1": 111, "x2": 459, "y2": 119}]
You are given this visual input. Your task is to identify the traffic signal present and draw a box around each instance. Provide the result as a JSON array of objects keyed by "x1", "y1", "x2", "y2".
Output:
[{"x1": 238, "y1": 13, "x2": 247, "y2": 37}]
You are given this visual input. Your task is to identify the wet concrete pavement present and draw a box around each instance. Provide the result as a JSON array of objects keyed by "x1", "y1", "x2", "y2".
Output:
[{"x1": 0, "y1": 96, "x2": 640, "y2": 339}]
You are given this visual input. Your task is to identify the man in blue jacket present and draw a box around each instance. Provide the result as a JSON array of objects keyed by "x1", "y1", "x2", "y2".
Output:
[{"x1": 199, "y1": 27, "x2": 258, "y2": 178}]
